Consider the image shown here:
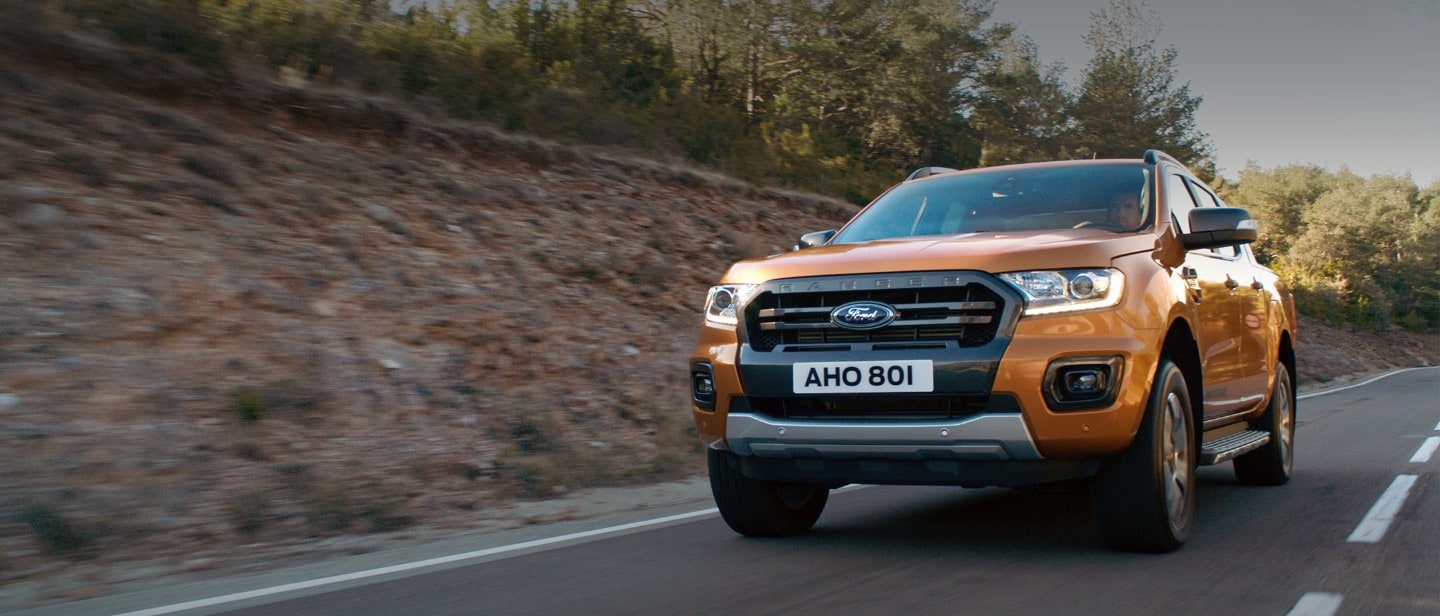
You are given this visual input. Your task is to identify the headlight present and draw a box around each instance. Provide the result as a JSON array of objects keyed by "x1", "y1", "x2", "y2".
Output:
[
  {"x1": 704, "y1": 284, "x2": 757, "y2": 327},
  {"x1": 999, "y1": 269, "x2": 1124, "y2": 316}
]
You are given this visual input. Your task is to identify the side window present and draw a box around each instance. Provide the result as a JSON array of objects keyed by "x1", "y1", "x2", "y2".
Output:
[
  {"x1": 1165, "y1": 173, "x2": 1197, "y2": 233},
  {"x1": 1187, "y1": 180, "x2": 1239, "y2": 258}
]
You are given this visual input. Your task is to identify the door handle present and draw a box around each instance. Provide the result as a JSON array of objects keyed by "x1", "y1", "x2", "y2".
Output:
[{"x1": 1181, "y1": 267, "x2": 1202, "y2": 302}]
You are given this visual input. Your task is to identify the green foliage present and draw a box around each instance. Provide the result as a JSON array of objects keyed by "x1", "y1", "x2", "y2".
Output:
[
  {"x1": 1069, "y1": 0, "x2": 1212, "y2": 175},
  {"x1": 974, "y1": 33, "x2": 1073, "y2": 166},
  {"x1": 1222, "y1": 163, "x2": 1331, "y2": 261},
  {"x1": 273, "y1": 465, "x2": 414, "y2": 534},
  {"x1": 59, "y1": 0, "x2": 227, "y2": 67},
  {"x1": 48, "y1": 0, "x2": 1235, "y2": 203},
  {"x1": 20, "y1": 504, "x2": 94, "y2": 555},
  {"x1": 509, "y1": 410, "x2": 560, "y2": 454},
  {"x1": 1232, "y1": 166, "x2": 1440, "y2": 331},
  {"x1": 233, "y1": 389, "x2": 265, "y2": 423}
]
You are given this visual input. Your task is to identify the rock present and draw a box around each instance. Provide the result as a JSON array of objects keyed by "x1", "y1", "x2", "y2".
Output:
[
  {"x1": 15, "y1": 203, "x2": 65, "y2": 229},
  {"x1": 0, "y1": 185, "x2": 51, "y2": 212}
]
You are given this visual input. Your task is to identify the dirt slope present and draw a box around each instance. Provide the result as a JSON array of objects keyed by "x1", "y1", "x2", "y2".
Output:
[
  {"x1": 0, "y1": 10, "x2": 1435, "y2": 606},
  {"x1": 0, "y1": 12, "x2": 857, "y2": 599}
]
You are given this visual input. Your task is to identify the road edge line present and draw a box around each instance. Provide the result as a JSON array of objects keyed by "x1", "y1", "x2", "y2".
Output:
[
  {"x1": 112, "y1": 508, "x2": 719, "y2": 616},
  {"x1": 1298, "y1": 366, "x2": 1438, "y2": 401}
]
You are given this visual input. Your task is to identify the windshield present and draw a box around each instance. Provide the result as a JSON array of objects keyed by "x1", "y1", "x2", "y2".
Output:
[{"x1": 832, "y1": 164, "x2": 1153, "y2": 243}]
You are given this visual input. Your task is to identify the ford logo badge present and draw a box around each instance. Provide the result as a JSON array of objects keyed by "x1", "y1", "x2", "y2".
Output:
[{"x1": 830, "y1": 301, "x2": 898, "y2": 331}]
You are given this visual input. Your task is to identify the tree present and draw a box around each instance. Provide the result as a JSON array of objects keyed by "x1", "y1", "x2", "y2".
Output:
[
  {"x1": 1221, "y1": 162, "x2": 1331, "y2": 261},
  {"x1": 768, "y1": 0, "x2": 993, "y2": 167},
  {"x1": 573, "y1": 0, "x2": 680, "y2": 106},
  {"x1": 1069, "y1": 0, "x2": 1211, "y2": 174},
  {"x1": 974, "y1": 31, "x2": 1073, "y2": 166},
  {"x1": 1231, "y1": 166, "x2": 1440, "y2": 329},
  {"x1": 634, "y1": 0, "x2": 745, "y2": 105}
]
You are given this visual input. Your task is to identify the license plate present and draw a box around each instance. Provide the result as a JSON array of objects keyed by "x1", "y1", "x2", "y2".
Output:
[{"x1": 793, "y1": 360, "x2": 934, "y2": 394}]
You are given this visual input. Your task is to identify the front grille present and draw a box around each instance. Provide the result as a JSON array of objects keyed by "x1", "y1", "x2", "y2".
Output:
[
  {"x1": 747, "y1": 395, "x2": 991, "y2": 421},
  {"x1": 746, "y1": 283, "x2": 1005, "y2": 352}
]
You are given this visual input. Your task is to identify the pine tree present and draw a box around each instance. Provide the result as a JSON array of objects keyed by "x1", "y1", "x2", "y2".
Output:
[{"x1": 1069, "y1": 0, "x2": 1211, "y2": 174}]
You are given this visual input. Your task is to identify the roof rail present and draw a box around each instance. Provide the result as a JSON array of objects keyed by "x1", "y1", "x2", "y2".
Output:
[
  {"x1": 1143, "y1": 149, "x2": 1181, "y2": 165},
  {"x1": 906, "y1": 166, "x2": 958, "y2": 181}
]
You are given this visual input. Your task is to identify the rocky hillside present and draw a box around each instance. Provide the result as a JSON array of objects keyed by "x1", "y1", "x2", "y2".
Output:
[
  {"x1": 0, "y1": 9, "x2": 857, "y2": 597},
  {"x1": 0, "y1": 7, "x2": 1436, "y2": 604}
]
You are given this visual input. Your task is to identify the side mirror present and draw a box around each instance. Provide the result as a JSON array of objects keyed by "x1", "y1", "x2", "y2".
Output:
[
  {"x1": 1180, "y1": 207, "x2": 1257, "y2": 250},
  {"x1": 794, "y1": 229, "x2": 837, "y2": 250}
]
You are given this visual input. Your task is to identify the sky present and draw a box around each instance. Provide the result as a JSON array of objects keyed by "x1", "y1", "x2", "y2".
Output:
[{"x1": 988, "y1": 0, "x2": 1440, "y2": 186}]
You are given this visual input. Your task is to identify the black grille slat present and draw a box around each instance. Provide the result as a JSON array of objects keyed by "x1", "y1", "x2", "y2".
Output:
[
  {"x1": 894, "y1": 301, "x2": 998, "y2": 311},
  {"x1": 756, "y1": 306, "x2": 833, "y2": 318},
  {"x1": 746, "y1": 281, "x2": 1005, "y2": 352}
]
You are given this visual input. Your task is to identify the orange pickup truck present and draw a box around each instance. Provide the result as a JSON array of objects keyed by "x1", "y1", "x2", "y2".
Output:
[{"x1": 689, "y1": 151, "x2": 1297, "y2": 552}]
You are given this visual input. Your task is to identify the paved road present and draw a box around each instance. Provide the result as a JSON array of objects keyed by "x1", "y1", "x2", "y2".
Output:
[{"x1": 29, "y1": 368, "x2": 1440, "y2": 616}]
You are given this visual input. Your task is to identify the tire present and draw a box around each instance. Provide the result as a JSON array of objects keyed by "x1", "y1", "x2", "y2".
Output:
[
  {"x1": 708, "y1": 449, "x2": 828, "y2": 537},
  {"x1": 1091, "y1": 359, "x2": 1196, "y2": 553},
  {"x1": 1233, "y1": 365, "x2": 1294, "y2": 486}
]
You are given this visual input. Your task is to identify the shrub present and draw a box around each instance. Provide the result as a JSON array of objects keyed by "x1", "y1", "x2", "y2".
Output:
[
  {"x1": 509, "y1": 411, "x2": 559, "y2": 454},
  {"x1": 57, "y1": 0, "x2": 226, "y2": 67},
  {"x1": 233, "y1": 389, "x2": 265, "y2": 423},
  {"x1": 179, "y1": 148, "x2": 244, "y2": 186},
  {"x1": 303, "y1": 478, "x2": 412, "y2": 534},
  {"x1": 227, "y1": 491, "x2": 273, "y2": 536},
  {"x1": 19, "y1": 504, "x2": 94, "y2": 554}
]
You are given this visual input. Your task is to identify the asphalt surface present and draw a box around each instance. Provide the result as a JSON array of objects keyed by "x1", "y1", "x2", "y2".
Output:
[{"x1": 20, "y1": 368, "x2": 1440, "y2": 616}]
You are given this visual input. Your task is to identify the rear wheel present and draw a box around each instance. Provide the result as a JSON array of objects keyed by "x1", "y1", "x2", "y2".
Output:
[
  {"x1": 1234, "y1": 365, "x2": 1294, "y2": 486},
  {"x1": 1092, "y1": 359, "x2": 1196, "y2": 553},
  {"x1": 708, "y1": 449, "x2": 828, "y2": 537}
]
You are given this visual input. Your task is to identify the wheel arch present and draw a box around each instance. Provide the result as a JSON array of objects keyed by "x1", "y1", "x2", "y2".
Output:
[
  {"x1": 1278, "y1": 330, "x2": 1297, "y2": 416},
  {"x1": 1160, "y1": 318, "x2": 1204, "y2": 436}
]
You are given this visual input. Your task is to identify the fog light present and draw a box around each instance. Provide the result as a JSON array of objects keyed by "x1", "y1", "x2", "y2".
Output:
[
  {"x1": 1043, "y1": 356, "x2": 1123, "y2": 411},
  {"x1": 695, "y1": 374, "x2": 715, "y2": 396},
  {"x1": 691, "y1": 363, "x2": 717, "y2": 410},
  {"x1": 1063, "y1": 369, "x2": 1106, "y2": 396}
]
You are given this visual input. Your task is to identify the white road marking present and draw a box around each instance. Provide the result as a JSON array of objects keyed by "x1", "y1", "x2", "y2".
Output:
[
  {"x1": 1297, "y1": 366, "x2": 1437, "y2": 401},
  {"x1": 1412, "y1": 437, "x2": 1440, "y2": 464},
  {"x1": 1434, "y1": 420, "x2": 1440, "y2": 432},
  {"x1": 1348, "y1": 475, "x2": 1419, "y2": 543},
  {"x1": 113, "y1": 508, "x2": 720, "y2": 616},
  {"x1": 1286, "y1": 592, "x2": 1343, "y2": 616}
]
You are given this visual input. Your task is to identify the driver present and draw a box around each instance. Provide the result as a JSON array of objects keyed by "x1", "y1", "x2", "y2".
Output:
[{"x1": 1107, "y1": 191, "x2": 1143, "y2": 231}]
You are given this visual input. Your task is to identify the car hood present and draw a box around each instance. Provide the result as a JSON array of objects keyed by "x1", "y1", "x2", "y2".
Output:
[{"x1": 722, "y1": 229, "x2": 1161, "y2": 284}]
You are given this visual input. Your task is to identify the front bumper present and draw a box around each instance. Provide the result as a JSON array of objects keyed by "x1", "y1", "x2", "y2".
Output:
[{"x1": 725, "y1": 412, "x2": 1043, "y2": 460}]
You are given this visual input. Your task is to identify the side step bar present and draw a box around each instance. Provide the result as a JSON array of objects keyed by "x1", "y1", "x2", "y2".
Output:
[{"x1": 1199, "y1": 430, "x2": 1270, "y2": 466}]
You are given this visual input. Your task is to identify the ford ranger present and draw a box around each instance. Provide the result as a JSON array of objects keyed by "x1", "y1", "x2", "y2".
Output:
[{"x1": 689, "y1": 150, "x2": 1297, "y2": 552}]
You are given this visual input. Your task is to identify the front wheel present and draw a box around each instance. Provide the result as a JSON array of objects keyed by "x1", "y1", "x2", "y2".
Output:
[
  {"x1": 1233, "y1": 365, "x2": 1294, "y2": 486},
  {"x1": 708, "y1": 449, "x2": 828, "y2": 537},
  {"x1": 1092, "y1": 359, "x2": 1196, "y2": 553}
]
